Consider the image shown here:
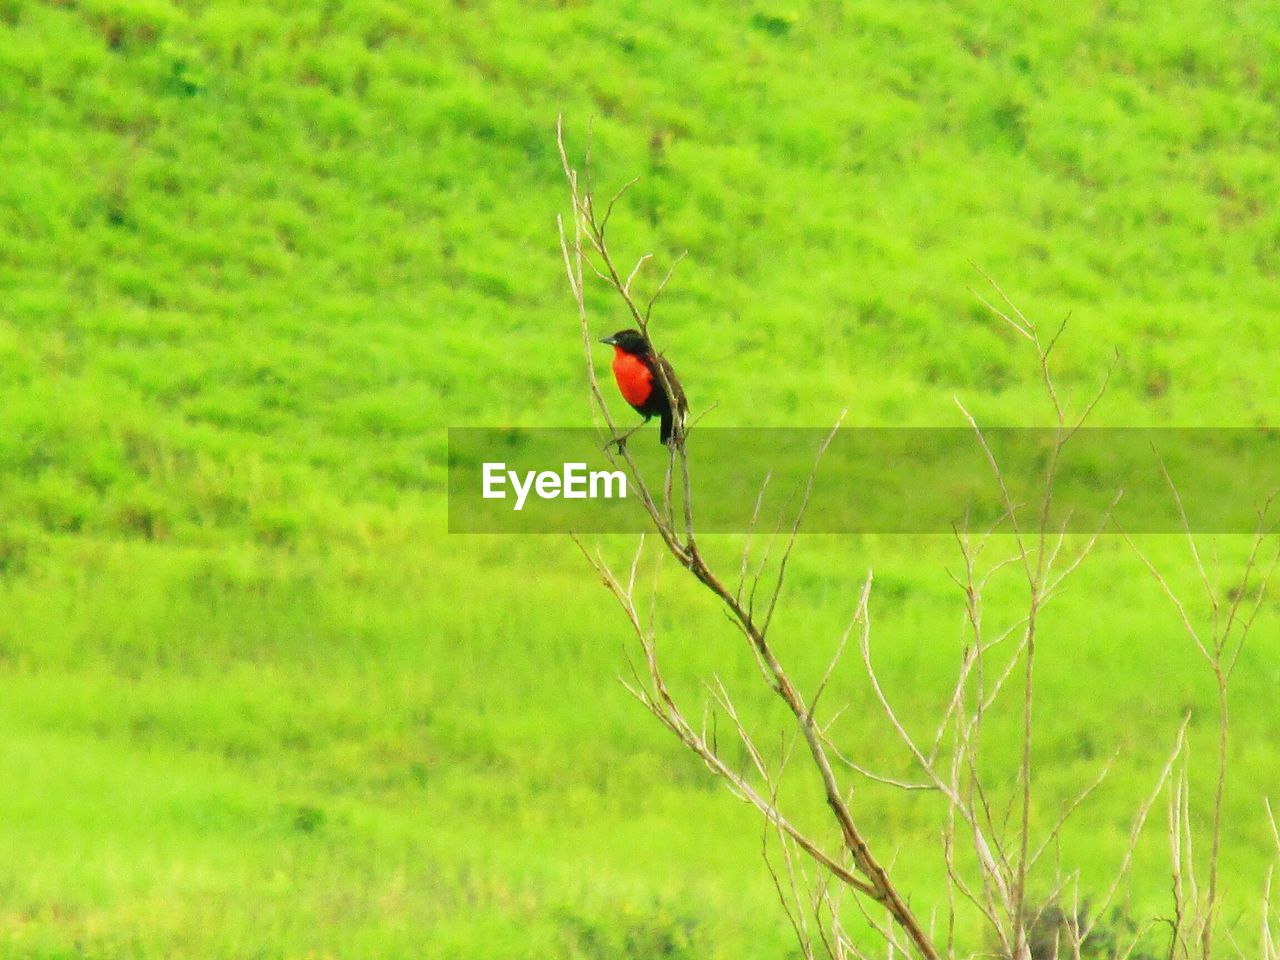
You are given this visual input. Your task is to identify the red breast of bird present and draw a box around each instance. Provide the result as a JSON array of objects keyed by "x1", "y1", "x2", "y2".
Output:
[{"x1": 610, "y1": 347, "x2": 654, "y2": 409}]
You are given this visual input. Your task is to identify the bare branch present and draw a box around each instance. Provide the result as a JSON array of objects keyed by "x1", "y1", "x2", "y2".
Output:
[
  {"x1": 1080, "y1": 715, "x2": 1190, "y2": 944},
  {"x1": 762, "y1": 411, "x2": 848, "y2": 639}
]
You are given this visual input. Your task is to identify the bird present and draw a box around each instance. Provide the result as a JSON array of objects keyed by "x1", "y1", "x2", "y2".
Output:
[{"x1": 599, "y1": 328, "x2": 687, "y2": 446}]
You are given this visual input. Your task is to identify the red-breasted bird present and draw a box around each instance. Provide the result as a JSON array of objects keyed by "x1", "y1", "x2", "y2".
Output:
[{"x1": 599, "y1": 328, "x2": 687, "y2": 446}]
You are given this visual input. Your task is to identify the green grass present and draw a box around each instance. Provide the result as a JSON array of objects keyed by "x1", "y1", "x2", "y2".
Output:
[{"x1": 2, "y1": 0, "x2": 1280, "y2": 956}]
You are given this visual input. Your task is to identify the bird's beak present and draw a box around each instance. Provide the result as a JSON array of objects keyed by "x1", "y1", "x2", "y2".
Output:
[{"x1": 599, "y1": 334, "x2": 617, "y2": 345}]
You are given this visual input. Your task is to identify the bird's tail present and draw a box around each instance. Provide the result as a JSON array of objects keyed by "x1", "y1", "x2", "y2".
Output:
[
  {"x1": 659, "y1": 408, "x2": 686, "y2": 447},
  {"x1": 655, "y1": 353, "x2": 687, "y2": 448}
]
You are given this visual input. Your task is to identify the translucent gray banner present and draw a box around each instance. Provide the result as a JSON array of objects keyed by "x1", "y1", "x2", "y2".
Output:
[{"x1": 447, "y1": 428, "x2": 1280, "y2": 534}]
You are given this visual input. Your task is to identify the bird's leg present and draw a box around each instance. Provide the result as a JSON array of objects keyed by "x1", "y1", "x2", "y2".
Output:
[{"x1": 603, "y1": 423, "x2": 647, "y2": 452}]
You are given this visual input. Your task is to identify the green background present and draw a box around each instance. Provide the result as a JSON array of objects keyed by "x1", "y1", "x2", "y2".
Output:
[{"x1": 1, "y1": 1, "x2": 1279, "y2": 957}]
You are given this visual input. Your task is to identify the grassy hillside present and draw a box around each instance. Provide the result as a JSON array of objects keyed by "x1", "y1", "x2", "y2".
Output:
[{"x1": 1, "y1": 1, "x2": 1279, "y2": 957}]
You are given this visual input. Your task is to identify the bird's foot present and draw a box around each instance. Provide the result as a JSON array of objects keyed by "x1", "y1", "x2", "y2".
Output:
[{"x1": 603, "y1": 425, "x2": 645, "y2": 452}]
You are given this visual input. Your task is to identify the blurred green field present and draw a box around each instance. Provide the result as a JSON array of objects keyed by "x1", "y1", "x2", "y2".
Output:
[{"x1": 2, "y1": 1, "x2": 1280, "y2": 957}]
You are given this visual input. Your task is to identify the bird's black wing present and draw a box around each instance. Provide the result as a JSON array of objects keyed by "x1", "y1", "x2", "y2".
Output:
[{"x1": 654, "y1": 354, "x2": 687, "y2": 446}]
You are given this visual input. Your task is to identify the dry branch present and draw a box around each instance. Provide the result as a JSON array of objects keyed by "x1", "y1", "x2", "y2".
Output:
[
  {"x1": 558, "y1": 116, "x2": 940, "y2": 959},
  {"x1": 558, "y1": 122, "x2": 1275, "y2": 960}
]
